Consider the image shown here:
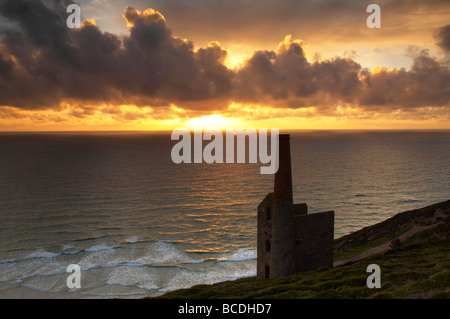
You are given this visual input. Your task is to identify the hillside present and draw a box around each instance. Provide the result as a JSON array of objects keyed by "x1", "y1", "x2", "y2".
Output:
[{"x1": 152, "y1": 199, "x2": 450, "y2": 299}]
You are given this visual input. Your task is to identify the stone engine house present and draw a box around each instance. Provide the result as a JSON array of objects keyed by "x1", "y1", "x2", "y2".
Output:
[{"x1": 257, "y1": 134, "x2": 335, "y2": 279}]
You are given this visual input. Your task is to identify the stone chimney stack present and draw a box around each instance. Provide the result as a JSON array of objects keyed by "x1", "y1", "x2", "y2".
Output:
[
  {"x1": 257, "y1": 133, "x2": 334, "y2": 279},
  {"x1": 270, "y1": 134, "x2": 295, "y2": 277},
  {"x1": 274, "y1": 134, "x2": 293, "y2": 203}
]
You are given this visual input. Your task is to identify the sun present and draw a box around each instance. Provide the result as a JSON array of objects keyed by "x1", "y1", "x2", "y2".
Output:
[
  {"x1": 224, "y1": 54, "x2": 246, "y2": 70},
  {"x1": 184, "y1": 114, "x2": 245, "y2": 131}
]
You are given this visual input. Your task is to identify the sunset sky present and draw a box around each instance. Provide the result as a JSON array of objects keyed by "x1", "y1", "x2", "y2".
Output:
[{"x1": 0, "y1": 0, "x2": 449, "y2": 131}]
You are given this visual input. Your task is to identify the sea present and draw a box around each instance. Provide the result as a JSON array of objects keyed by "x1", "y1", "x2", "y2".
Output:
[{"x1": 0, "y1": 130, "x2": 449, "y2": 298}]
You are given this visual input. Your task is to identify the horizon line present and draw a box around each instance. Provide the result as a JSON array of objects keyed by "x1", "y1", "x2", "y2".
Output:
[{"x1": 1, "y1": 128, "x2": 450, "y2": 134}]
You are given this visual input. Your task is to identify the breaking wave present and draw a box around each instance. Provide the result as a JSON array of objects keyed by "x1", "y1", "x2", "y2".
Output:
[{"x1": 0, "y1": 240, "x2": 256, "y2": 298}]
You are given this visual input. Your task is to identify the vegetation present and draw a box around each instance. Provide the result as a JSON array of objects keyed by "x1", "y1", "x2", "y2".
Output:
[{"x1": 151, "y1": 200, "x2": 450, "y2": 299}]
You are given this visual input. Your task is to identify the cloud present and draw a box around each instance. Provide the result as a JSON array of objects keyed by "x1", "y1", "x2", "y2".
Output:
[
  {"x1": 0, "y1": 0, "x2": 75, "y2": 62},
  {"x1": 123, "y1": 0, "x2": 450, "y2": 51},
  {"x1": 436, "y1": 24, "x2": 450, "y2": 53},
  {"x1": 359, "y1": 53, "x2": 450, "y2": 110},
  {"x1": 234, "y1": 35, "x2": 449, "y2": 112},
  {"x1": 0, "y1": 0, "x2": 234, "y2": 110},
  {"x1": 233, "y1": 36, "x2": 362, "y2": 110},
  {"x1": 0, "y1": 49, "x2": 14, "y2": 77},
  {"x1": 0, "y1": 0, "x2": 449, "y2": 123}
]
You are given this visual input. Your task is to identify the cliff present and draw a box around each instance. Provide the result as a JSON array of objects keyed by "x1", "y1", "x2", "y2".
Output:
[{"x1": 152, "y1": 199, "x2": 450, "y2": 299}]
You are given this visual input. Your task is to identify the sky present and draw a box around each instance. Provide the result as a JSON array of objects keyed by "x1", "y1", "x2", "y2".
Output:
[{"x1": 0, "y1": 0, "x2": 449, "y2": 131}]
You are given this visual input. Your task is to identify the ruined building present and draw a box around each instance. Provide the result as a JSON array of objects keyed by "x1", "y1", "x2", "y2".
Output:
[{"x1": 257, "y1": 134, "x2": 335, "y2": 278}]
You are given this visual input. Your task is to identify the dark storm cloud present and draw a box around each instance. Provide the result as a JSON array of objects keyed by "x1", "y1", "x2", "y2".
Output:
[
  {"x1": 0, "y1": 1, "x2": 234, "y2": 109},
  {"x1": 233, "y1": 38, "x2": 362, "y2": 109},
  {"x1": 436, "y1": 25, "x2": 450, "y2": 53},
  {"x1": 234, "y1": 36, "x2": 450, "y2": 111},
  {"x1": 129, "y1": 0, "x2": 450, "y2": 46},
  {"x1": 0, "y1": 49, "x2": 14, "y2": 77},
  {"x1": 0, "y1": 0, "x2": 75, "y2": 62},
  {"x1": 0, "y1": 0, "x2": 449, "y2": 115},
  {"x1": 359, "y1": 53, "x2": 450, "y2": 109}
]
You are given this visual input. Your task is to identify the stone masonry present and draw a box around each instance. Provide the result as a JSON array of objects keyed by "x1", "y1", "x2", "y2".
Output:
[{"x1": 257, "y1": 134, "x2": 334, "y2": 278}]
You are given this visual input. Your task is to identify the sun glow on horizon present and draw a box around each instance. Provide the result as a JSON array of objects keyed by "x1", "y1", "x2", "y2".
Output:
[
  {"x1": 184, "y1": 114, "x2": 246, "y2": 130},
  {"x1": 224, "y1": 54, "x2": 247, "y2": 70}
]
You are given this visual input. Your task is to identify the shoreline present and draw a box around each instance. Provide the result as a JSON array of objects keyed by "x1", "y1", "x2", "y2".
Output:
[{"x1": 153, "y1": 199, "x2": 450, "y2": 299}]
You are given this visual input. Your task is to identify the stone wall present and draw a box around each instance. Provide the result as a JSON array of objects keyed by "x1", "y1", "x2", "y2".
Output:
[{"x1": 292, "y1": 210, "x2": 335, "y2": 272}]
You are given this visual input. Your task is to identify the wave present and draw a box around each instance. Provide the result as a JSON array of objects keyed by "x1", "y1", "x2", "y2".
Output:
[
  {"x1": 218, "y1": 248, "x2": 257, "y2": 262},
  {"x1": 84, "y1": 244, "x2": 118, "y2": 252},
  {"x1": 135, "y1": 241, "x2": 190, "y2": 265},
  {"x1": 0, "y1": 240, "x2": 257, "y2": 298},
  {"x1": 0, "y1": 248, "x2": 67, "y2": 268},
  {"x1": 182, "y1": 259, "x2": 206, "y2": 264},
  {"x1": 72, "y1": 236, "x2": 109, "y2": 242},
  {"x1": 26, "y1": 249, "x2": 59, "y2": 259},
  {"x1": 124, "y1": 236, "x2": 139, "y2": 244},
  {"x1": 0, "y1": 257, "x2": 67, "y2": 283},
  {"x1": 161, "y1": 260, "x2": 256, "y2": 293},
  {"x1": 399, "y1": 196, "x2": 419, "y2": 203},
  {"x1": 106, "y1": 266, "x2": 158, "y2": 291}
]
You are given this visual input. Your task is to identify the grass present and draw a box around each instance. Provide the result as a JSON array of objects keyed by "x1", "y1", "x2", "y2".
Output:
[
  {"x1": 154, "y1": 241, "x2": 450, "y2": 299},
  {"x1": 148, "y1": 200, "x2": 450, "y2": 299},
  {"x1": 333, "y1": 223, "x2": 414, "y2": 261}
]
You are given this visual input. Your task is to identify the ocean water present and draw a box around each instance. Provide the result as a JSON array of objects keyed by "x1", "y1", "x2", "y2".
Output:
[{"x1": 0, "y1": 130, "x2": 449, "y2": 298}]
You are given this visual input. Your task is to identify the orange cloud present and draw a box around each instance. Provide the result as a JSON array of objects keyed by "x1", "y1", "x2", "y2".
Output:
[
  {"x1": 123, "y1": 7, "x2": 166, "y2": 28},
  {"x1": 0, "y1": 0, "x2": 449, "y2": 131}
]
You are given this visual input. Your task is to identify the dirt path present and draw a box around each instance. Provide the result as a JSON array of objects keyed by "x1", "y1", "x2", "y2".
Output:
[{"x1": 333, "y1": 223, "x2": 440, "y2": 267}]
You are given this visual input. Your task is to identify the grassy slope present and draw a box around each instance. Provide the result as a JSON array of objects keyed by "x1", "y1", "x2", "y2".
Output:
[{"x1": 153, "y1": 200, "x2": 450, "y2": 299}]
